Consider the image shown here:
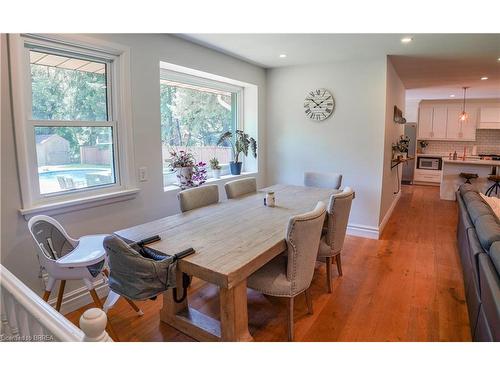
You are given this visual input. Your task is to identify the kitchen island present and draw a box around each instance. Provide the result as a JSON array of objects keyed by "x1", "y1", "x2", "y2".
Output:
[{"x1": 440, "y1": 158, "x2": 500, "y2": 200}]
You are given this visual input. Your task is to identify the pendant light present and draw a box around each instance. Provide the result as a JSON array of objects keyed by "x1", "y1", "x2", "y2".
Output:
[{"x1": 459, "y1": 87, "x2": 469, "y2": 122}]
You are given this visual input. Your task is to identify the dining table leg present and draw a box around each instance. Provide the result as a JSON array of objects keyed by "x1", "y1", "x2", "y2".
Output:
[
  {"x1": 160, "y1": 272, "x2": 221, "y2": 342},
  {"x1": 219, "y1": 279, "x2": 253, "y2": 342}
]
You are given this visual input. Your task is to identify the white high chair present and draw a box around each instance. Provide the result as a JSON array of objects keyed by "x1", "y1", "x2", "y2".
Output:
[{"x1": 27, "y1": 215, "x2": 142, "y2": 340}]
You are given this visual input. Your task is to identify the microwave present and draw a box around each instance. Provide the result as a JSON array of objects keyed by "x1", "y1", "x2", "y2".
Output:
[{"x1": 417, "y1": 156, "x2": 442, "y2": 170}]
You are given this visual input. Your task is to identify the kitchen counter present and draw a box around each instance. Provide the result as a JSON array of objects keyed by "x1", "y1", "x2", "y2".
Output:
[
  {"x1": 442, "y1": 158, "x2": 500, "y2": 166},
  {"x1": 440, "y1": 158, "x2": 498, "y2": 200}
]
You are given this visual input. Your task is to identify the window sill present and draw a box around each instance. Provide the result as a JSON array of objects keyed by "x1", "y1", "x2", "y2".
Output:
[
  {"x1": 163, "y1": 172, "x2": 257, "y2": 193},
  {"x1": 19, "y1": 188, "x2": 140, "y2": 219}
]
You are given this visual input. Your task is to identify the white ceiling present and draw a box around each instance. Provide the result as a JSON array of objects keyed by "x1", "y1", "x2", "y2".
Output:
[{"x1": 180, "y1": 33, "x2": 500, "y2": 100}]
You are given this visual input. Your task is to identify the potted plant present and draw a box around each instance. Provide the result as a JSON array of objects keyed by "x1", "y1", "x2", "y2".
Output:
[
  {"x1": 191, "y1": 161, "x2": 208, "y2": 187},
  {"x1": 168, "y1": 149, "x2": 196, "y2": 187},
  {"x1": 209, "y1": 157, "x2": 222, "y2": 179},
  {"x1": 217, "y1": 130, "x2": 257, "y2": 175},
  {"x1": 419, "y1": 140, "x2": 429, "y2": 154},
  {"x1": 392, "y1": 135, "x2": 410, "y2": 159}
]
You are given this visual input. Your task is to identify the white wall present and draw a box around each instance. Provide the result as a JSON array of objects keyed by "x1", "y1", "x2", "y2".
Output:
[
  {"x1": 266, "y1": 59, "x2": 389, "y2": 235},
  {"x1": 1, "y1": 34, "x2": 266, "y2": 312},
  {"x1": 379, "y1": 59, "x2": 405, "y2": 226}
]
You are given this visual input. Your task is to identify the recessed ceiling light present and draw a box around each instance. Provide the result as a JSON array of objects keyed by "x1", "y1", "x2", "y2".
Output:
[
  {"x1": 498, "y1": 57, "x2": 500, "y2": 61},
  {"x1": 401, "y1": 37, "x2": 413, "y2": 43},
  {"x1": 279, "y1": 54, "x2": 287, "y2": 58},
  {"x1": 481, "y1": 76, "x2": 489, "y2": 80},
  {"x1": 449, "y1": 94, "x2": 456, "y2": 98}
]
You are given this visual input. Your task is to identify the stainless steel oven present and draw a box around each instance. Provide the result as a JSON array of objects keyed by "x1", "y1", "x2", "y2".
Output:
[{"x1": 417, "y1": 156, "x2": 442, "y2": 170}]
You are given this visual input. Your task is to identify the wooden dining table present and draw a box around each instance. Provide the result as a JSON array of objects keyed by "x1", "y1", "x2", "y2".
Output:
[{"x1": 115, "y1": 184, "x2": 333, "y2": 341}]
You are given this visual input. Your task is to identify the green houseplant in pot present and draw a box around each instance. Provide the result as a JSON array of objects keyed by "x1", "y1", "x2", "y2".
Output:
[
  {"x1": 217, "y1": 130, "x2": 257, "y2": 175},
  {"x1": 209, "y1": 157, "x2": 222, "y2": 179}
]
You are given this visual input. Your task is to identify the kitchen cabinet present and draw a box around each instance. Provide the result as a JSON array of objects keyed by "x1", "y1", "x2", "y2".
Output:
[
  {"x1": 414, "y1": 168, "x2": 442, "y2": 184},
  {"x1": 447, "y1": 104, "x2": 477, "y2": 141},
  {"x1": 418, "y1": 102, "x2": 477, "y2": 141},
  {"x1": 417, "y1": 104, "x2": 447, "y2": 139},
  {"x1": 432, "y1": 105, "x2": 447, "y2": 139},
  {"x1": 462, "y1": 106, "x2": 479, "y2": 140},
  {"x1": 479, "y1": 107, "x2": 500, "y2": 129},
  {"x1": 418, "y1": 105, "x2": 434, "y2": 139}
]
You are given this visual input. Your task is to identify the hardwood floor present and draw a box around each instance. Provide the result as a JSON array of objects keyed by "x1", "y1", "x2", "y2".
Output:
[{"x1": 65, "y1": 185, "x2": 471, "y2": 341}]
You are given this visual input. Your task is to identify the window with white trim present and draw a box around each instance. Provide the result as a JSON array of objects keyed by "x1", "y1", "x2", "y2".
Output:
[
  {"x1": 10, "y1": 35, "x2": 136, "y2": 214},
  {"x1": 159, "y1": 70, "x2": 242, "y2": 187}
]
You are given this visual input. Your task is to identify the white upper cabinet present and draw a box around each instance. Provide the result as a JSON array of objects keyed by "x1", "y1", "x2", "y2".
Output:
[
  {"x1": 432, "y1": 105, "x2": 447, "y2": 139},
  {"x1": 417, "y1": 102, "x2": 478, "y2": 141},
  {"x1": 418, "y1": 105, "x2": 434, "y2": 139},
  {"x1": 479, "y1": 107, "x2": 500, "y2": 129},
  {"x1": 462, "y1": 106, "x2": 479, "y2": 140},
  {"x1": 446, "y1": 104, "x2": 477, "y2": 141}
]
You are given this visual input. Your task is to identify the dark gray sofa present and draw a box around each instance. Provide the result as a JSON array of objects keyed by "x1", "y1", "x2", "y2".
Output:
[{"x1": 456, "y1": 184, "x2": 500, "y2": 341}]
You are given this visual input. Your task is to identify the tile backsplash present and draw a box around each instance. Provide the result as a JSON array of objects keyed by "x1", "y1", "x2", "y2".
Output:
[{"x1": 423, "y1": 129, "x2": 500, "y2": 155}]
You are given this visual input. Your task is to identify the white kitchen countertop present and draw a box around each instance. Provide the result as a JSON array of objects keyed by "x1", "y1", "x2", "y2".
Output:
[{"x1": 442, "y1": 158, "x2": 500, "y2": 166}]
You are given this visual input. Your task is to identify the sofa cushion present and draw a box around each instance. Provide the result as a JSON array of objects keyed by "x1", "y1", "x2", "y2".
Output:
[
  {"x1": 490, "y1": 242, "x2": 500, "y2": 275},
  {"x1": 462, "y1": 190, "x2": 484, "y2": 207},
  {"x1": 478, "y1": 254, "x2": 500, "y2": 341},
  {"x1": 467, "y1": 199, "x2": 495, "y2": 223},
  {"x1": 475, "y1": 215, "x2": 500, "y2": 251}
]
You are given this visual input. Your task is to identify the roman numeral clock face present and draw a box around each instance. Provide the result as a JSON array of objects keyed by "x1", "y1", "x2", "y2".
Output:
[{"x1": 304, "y1": 89, "x2": 335, "y2": 121}]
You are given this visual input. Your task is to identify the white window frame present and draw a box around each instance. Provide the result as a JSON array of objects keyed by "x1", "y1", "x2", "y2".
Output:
[
  {"x1": 159, "y1": 69, "x2": 244, "y2": 187},
  {"x1": 9, "y1": 34, "x2": 137, "y2": 217}
]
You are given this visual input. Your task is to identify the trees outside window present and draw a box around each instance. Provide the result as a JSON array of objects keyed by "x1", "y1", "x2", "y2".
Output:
[
  {"x1": 159, "y1": 77, "x2": 240, "y2": 186},
  {"x1": 29, "y1": 50, "x2": 116, "y2": 194}
]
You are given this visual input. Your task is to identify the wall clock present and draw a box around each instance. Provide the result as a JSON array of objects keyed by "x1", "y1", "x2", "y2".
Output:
[{"x1": 304, "y1": 88, "x2": 335, "y2": 121}]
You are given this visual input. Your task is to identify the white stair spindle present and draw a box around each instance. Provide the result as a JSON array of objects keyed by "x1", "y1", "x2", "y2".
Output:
[
  {"x1": 79, "y1": 308, "x2": 112, "y2": 342},
  {"x1": 1, "y1": 292, "x2": 12, "y2": 336},
  {"x1": 5, "y1": 293, "x2": 19, "y2": 337},
  {"x1": 17, "y1": 303, "x2": 30, "y2": 337}
]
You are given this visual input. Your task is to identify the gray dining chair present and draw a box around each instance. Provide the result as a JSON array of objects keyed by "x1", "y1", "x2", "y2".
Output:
[
  {"x1": 318, "y1": 187, "x2": 355, "y2": 293},
  {"x1": 224, "y1": 177, "x2": 257, "y2": 199},
  {"x1": 304, "y1": 171, "x2": 342, "y2": 190},
  {"x1": 247, "y1": 201, "x2": 326, "y2": 341},
  {"x1": 177, "y1": 184, "x2": 219, "y2": 212}
]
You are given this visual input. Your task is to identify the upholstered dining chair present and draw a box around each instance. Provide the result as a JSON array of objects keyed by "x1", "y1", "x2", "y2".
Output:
[
  {"x1": 224, "y1": 177, "x2": 257, "y2": 199},
  {"x1": 177, "y1": 184, "x2": 219, "y2": 212},
  {"x1": 247, "y1": 201, "x2": 326, "y2": 341},
  {"x1": 318, "y1": 187, "x2": 355, "y2": 293},
  {"x1": 304, "y1": 171, "x2": 343, "y2": 190}
]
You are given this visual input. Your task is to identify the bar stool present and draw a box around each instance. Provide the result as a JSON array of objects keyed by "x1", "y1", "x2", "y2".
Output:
[
  {"x1": 459, "y1": 172, "x2": 478, "y2": 184},
  {"x1": 485, "y1": 175, "x2": 500, "y2": 197}
]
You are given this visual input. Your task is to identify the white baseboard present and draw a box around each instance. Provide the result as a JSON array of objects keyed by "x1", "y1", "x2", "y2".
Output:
[
  {"x1": 346, "y1": 223, "x2": 379, "y2": 239},
  {"x1": 47, "y1": 278, "x2": 109, "y2": 315},
  {"x1": 346, "y1": 192, "x2": 401, "y2": 240},
  {"x1": 378, "y1": 192, "x2": 401, "y2": 237}
]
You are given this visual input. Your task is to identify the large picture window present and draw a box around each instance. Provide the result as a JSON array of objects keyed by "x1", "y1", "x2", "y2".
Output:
[
  {"x1": 159, "y1": 71, "x2": 242, "y2": 186},
  {"x1": 10, "y1": 34, "x2": 136, "y2": 215}
]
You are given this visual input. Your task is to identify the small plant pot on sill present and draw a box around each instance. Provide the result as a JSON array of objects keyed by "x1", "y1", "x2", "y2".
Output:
[
  {"x1": 212, "y1": 168, "x2": 221, "y2": 179},
  {"x1": 230, "y1": 161, "x2": 242, "y2": 175}
]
